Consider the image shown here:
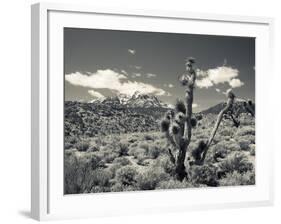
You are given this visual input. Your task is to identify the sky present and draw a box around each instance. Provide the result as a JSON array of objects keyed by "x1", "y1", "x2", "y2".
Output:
[{"x1": 64, "y1": 28, "x2": 255, "y2": 112}]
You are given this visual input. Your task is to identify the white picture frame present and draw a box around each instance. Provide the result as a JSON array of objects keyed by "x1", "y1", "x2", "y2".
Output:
[{"x1": 31, "y1": 2, "x2": 274, "y2": 221}]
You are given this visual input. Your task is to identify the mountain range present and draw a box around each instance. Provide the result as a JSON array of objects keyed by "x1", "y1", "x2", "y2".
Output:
[
  {"x1": 90, "y1": 91, "x2": 172, "y2": 108},
  {"x1": 65, "y1": 93, "x2": 254, "y2": 137}
]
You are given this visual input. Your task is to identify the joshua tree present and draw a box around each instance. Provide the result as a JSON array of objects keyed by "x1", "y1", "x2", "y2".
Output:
[
  {"x1": 161, "y1": 58, "x2": 235, "y2": 181},
  {"x1": 243, "y1": 100, "x2": 255, "y2": 117}
]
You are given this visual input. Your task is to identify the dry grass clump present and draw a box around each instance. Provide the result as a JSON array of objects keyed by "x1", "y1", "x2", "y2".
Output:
[
  {"x1": 219, "y1": 171, "x2": 255, "y2": 186},
  {"x1": 218, "y1": 152, "x2": 253, "y2": 175}
]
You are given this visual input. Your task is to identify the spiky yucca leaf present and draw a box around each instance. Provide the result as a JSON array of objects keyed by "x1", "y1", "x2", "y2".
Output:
[
  {"x1": 190, "y1": 117, "x2": 197, "y2": 127},
  {"x1": 169, "y1": 123, "x2": 180, "y2": 135},
  {"x1": 165, "y1": 110, "x2": 174, "y2": 120},
  {"x1": 175, "y1": 99, "x2": 186, "y2": 114},
  {"x1": 179, "y1": 75, "x2": 189, "y2": 86},
  {"x1": 191, "y1": 140, "x2": 207, "y2": 161},
  {"x1": 175, "y1": 112, "x2": 186, "y2": 125},
  {"x1": 160, "y1": 119, "x2": 170, "y2": 132}
]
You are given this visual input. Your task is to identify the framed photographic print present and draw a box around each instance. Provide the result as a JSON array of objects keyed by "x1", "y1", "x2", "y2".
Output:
[{"x1": 31, "y1": 2, "x2": 274, "y2": 221}]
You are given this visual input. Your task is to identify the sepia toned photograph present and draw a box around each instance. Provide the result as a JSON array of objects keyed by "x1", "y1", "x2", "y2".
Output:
[{"x1": 64, "y1": 28, "x2": 255, "y2": 194}]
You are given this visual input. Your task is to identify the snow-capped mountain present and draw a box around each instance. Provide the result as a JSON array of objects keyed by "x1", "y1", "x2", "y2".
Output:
[
  {"x1": 126, "y1": 91, "x2": 162, "y2": 108},
  {"x1": 89, "y1": 91, "x2": 170, "y2": 108}
]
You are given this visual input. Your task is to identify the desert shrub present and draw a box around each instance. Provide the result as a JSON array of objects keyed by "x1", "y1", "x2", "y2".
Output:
[
  {"x1": 127, "y1": 134, "x2": 138, "y2": 144},
  {"x1": 157, "y1": 156, "x2": 175, "y2": 174},
  {"x1": 129, "y1": 142, "x2": 138, "y2": 149},
  {"x1": 118, "y1": 142, "x2": 129, "y2": 156},
  {"x1": 86, "y1": 154, "x2": 105, "y2": 170},
  {"x1": 87, "y1": 144, "x2": 99, "y2": 152},
  {"x1": 138, "y1": 142, "x2": 149, "y2": 152},
  {"x1": 65, "y1": 142, "x2": 73, "y2": 150},
  {"x1": 247, "y1": 135, "x2": 255, "y2": 144},
  {"x1": 110, "y1": 183, "x2": 136, "y2": 192},
  {"x1": 223, "y1": 141, "x2": 241, "y2": 151},
  {"x1": 76, "y1": 141, "x2": 90, "y2": 152},
  {"x1": 249, "y1": 144, "x2": 255, "y2": 156},
  {"x1": 189, "y1": 165, "x2": 218, "y2": 186},
  {"x1": 64, "y1": 151, "x2": 106, "y2": 194},
  {"x1": 238, "y1": 138, "x2": 251, "y2": 151},
  {"x1": 115, "y1": 166, "x2": 139, "y2": 186},
  {"x1": 236, "y1": 126, "x2": 255, "y2": 136},
  {"x1": 90, "y1": 186, "x2": 110, "y2": 193},
  {"x1": 190, "y1": 140, "x2": 207, "y2": 162},
  {"x1": 128, "y1": 147, "x2": 148, "y2": 160},
  {"x1": 110, "y1": 183, "x2": 124, "y2": 192},
  {"x1": 64, "y1": 151, "x2": 80, "y2": 194},
  {"x1": 219, "y1": 127, "x2": 234, "y2": 137},
  {"x1": 67, "y1": 136, "x2": 79, "y2": 144},
  {"x1": 219, "y1": 152, "x2": 253, "y2": 174},
  {"x1": 94, "y1": 137, "x2": 106, "y2": 147},
  {"x1": 88, "y1": 169, "x2": 112, "y2": 188},
  {"x1": 136, "y1": 157, "x2": 150, "y2": 166},
  {"x1": 113, "y1": 157, "x2": 131, "y2": 166},
  {"x1": 79, "y1": 153, "x2": 105, "y2": 170},
  {"x1": 148, "y1": 145, "x2": 162, "y2": 159},
  {"x1": 157, "y1": 179, "x2": 193, "y2": 189},
  {"x1": 108, "y1": 163, "x2": 122, "y2": 178},
  {"x1": 219, "y1": 171, "x2": 255, "y2": 186},
  {"x1": 136, "y1": 168, "x2": 169, "y2": 190},
  {"x1": 205, "y1": 144, "x2": 227, "y2": 163},
  {"x1": 144, "y1": 134, "x2": 154, "y2": 141},
  {"x1": 103, "y1": 152, "x2": 119, "y2": 163}
]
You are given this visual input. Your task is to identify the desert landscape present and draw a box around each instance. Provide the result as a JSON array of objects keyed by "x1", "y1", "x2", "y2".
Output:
[
  {"x1": 64, "y1": 88, "x2": 255, "y2": 194},
  {"x1": 63, "y1": 28, "x2": 255, "y2": 194}
]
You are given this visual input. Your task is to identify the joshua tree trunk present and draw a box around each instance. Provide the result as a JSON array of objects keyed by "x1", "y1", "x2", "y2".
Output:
[
  {"x1": 161, "y1": 58, "x2": 196, "y2": 181},
  {"x1": 175, "y1": 65, "x2": 196, "y2": 180}
]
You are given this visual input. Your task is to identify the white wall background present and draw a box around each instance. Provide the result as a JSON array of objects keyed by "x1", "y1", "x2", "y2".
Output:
[{"x1": 0, "y1": 0, "x2": 279, "y2": 223}]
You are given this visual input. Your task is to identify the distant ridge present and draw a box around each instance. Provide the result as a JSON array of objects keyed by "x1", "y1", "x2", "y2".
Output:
[{"x1": 200, "y1": 98, "x2": 254, "y2": 115}]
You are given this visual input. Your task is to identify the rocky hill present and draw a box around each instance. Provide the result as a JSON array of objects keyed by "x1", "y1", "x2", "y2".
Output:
[
  {"x1": 64, "y1": 100, "x2": 169, "y2": 137},
  {"x1": 200, "y1": 98, "x2": 255, "y2": 115}
]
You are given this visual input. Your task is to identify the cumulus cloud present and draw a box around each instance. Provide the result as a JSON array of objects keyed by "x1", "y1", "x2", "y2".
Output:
[
  {"x1": 196, "y1": 66, "x2": 244, "y2": 89},
  {"x1": 208, "y1": 66, "x2": 239, "y2": 84},
  {"x1": 146, "y1": 73, "x2": 157, "y2": 78},
  {"x1": 121, "y1": 70, "x2": 128, "y2": 75},
  {"x1": 66, "y1": 69, "x2": 166, "y2": 96},
  {"x1": 128, "y1": 49, "x2": 136, "y2": 55},
  {"x1": 196, "y1": 77, "x2": 213, "y2": 88},
  {"x1": 229, "y1": 78, "x2": 244, "y2": 88},
  {"x1": 192, "y1": 103, "x2": 198, "y2": 108},
  {"x1": 164, "y1": 83, "x2": 174, "y2": 88},
  {"x1": 168, "y1": 84, "x2": 174, "y2": 88},
  {"x1": 88, "y1": 90, "x2": 105, "y2": 99},
  {"x1": 132, "y1": 73, "x2": 142, "y2": 78}
]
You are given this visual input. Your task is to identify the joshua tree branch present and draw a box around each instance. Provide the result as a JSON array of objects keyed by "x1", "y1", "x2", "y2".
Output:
[
  {"x1": 168, "y1": 148, "x2": 176, "y2": 164},
  {"x1": 165, "y1": 132, "x2": 177, "y2": 148},
  {"x1": 245, "y1": 103, "x2": 255, "y2": 117},
  {"x1": 229, "y1": 113, "x2": 240, "y2": 127},
  {"x1": 197, "y1": 91, "x2": 235, "y2": 164}
]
